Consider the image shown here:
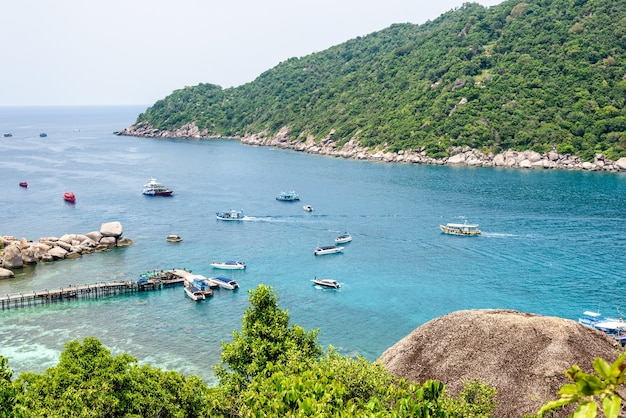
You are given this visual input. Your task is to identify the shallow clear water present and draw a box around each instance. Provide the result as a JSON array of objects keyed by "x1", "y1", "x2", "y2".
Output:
[{"x1": 1, "y1": 106, "x2": 625, "y2": 385}]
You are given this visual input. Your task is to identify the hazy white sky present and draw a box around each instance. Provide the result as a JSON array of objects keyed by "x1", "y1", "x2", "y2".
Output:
[{"x1": 1, "y1": 0, "x2": 503, "y2": 106}]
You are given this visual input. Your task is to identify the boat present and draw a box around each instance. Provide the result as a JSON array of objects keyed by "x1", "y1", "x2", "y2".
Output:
[
  {"x1": 578, "y1": 311, "x2": 626, "y2": 345},
  {"x1": 184, "y1": 284, "x2": 206, "y2": 301},
  {"x1": 303, "y1": 205, "x2": 313, "y2": 212},
  {"x1": 63, "y1": 192, "x2": 75, "y2": 203},
  {"x1": 3, "y1": 133, "x2": 12, "y2": 137},
  {"x1": 216, "y1": 209, "x2": 245, "y2": 220},
  {"x1": 276, "y1": 191, "x2": 300, "y2": 201},
  {"x1": 335, "y1": 232, "x2": 352, "y2": 244},
  {"x1": 187, "y1": 274, "x2": 215, "y2": 297},
  {"x1": 210, "y1": 260, "x2": 246, "y2": 270},
  {"x1": 19, "y1": 182, "x2": 28, "y2": 188},
  {"x1": 166, "y1": 234, "x2": 183, "y2": 242},
  {"x1": 311, "y1": 278, "x2": 340, "y2": 288},
  {"x1": 439, "y1": 220, "x2": 481, "y2": 236},
  {"x1": 39, "y1": 133, "x2": 47, "y2": 137},
  {"x1": 314, "y1": 245, "x2": 344, "y2": 255},
  {"x1": 207, "y1": 276, "x2": 239, "y2": 290},
  {"x1": 142, "y1": 177, "x2": 173, "y2": 196}
]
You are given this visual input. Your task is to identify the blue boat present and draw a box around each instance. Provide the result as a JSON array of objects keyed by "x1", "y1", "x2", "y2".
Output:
[
  {"x1": 216, "y1": 209, "x2": 244, "y2": 220},
  {"x1": 276, "y1": 191, "x2": 300, "y2": 201}
]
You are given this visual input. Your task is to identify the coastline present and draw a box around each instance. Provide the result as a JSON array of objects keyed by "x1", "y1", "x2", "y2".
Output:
[{"x1": 116, "y1": 122, "x2": 626, "y2": 173}]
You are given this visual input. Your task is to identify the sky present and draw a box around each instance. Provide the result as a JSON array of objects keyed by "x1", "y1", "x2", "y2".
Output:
[{"x1": 1, "y1": 0, "x2": 503, "y2": 106}]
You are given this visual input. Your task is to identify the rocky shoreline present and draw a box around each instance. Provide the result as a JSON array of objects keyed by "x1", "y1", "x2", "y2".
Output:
[
  {"x1": 0, "y1": 222, "x2": 132, "y2": 279},
  {"x1": 116, "y1": 122, "x2": 626, "y2": 172}
]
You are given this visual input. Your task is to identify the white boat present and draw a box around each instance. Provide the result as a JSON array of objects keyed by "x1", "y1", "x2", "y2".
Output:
[
  {"x1": 184, "y1": 285, "x2": 206, "y2": 301},
  {"x1": 166, "y1": 234, "x2": 183, "y2": 242},
  {"x1": 142, "y1": 177, "x2": 173, "y2": 196},
  {"x1": 207, "y1": 276, "x2": 239, "y2": 290},
  {"x1": 579, "y1": 311, "x2": 626, "y2": 345},
  {"x1": 314, "y1": 245, "x2": 344, "y2": 255},
  {"x1": 210, "y1": 260, "x2": 246, "y2": 270},
  {"x1": 439, "y1": 220, "x2": 481, "y2": 236},
  {"x1": 335, "y1": 232, "x2": 352, "y2": 244},
  {"x1": 311, "y1": 278, "x2": 340, "y2": 288},
  {"x1": 216, "y1": 209, "x2": 244, "y2": 220},
  {"x1": 303, "y1": 205, "x2": 313, "y2": 212},
  {"x1": 276, "y1": 191, "x2": 300, "y2": 201}
]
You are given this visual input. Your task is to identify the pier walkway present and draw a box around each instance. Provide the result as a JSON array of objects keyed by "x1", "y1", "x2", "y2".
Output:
[{"x1": 0, "y1": 269, "x2": 191, "y2": 311}]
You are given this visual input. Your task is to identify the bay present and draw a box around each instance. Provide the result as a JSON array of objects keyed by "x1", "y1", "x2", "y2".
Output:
[{"x1": 0, "y1": 106, "x2": 625, "y2": 385}]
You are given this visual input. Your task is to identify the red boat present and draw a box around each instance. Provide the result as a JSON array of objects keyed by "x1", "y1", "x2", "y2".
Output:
[
  {"x1": 19, "y1": 182, "x2": 28, "y2": 188},
  {"x1": 63, "y1": 192, "x2": 76, "y2": 203}
]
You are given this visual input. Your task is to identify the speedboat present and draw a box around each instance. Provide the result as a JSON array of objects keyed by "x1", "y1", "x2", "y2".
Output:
[
  {"x1": 579, "y1": 310, "x2": 626, "y2": 345},
  {"x1": 19, "y1": 182, "x2": 28, "y2": 188},
  {"x1": 314, "y1": 245, "x2": 344, "y2": 256},
  {"x1": 39, "y1": 133, "x2": 47, "y2": 137},
  {"x1": 207, "y1": 276, "x2": 239, "y2": 290},
  {"x1": 311, "y1": 278, "x2": 340, "y2": 288},
  {"x1": 3, "y1": 133, "x2": 12, "y2": 137},
  {"x1": 142, "y1": 177, "x2": 173, "y2": 196},
  {"x1": 216, "y1": 209, "x2": 244, "y2": 220},
  {"x1": 63, "y1": 192, "x2": 75, "y2": 203},
  {"x1": 184, "y1": 284, "x2": 206, "y2": 301},
  {"x1": 439, "y1": 220, "x2": 481, "y2": 236},
  {"x1": 335, "y1": 233, "x2": 352, "y2": 244},
  {"x1": 166, "y1": 234, "x2": 183, "y2": 242},
  {"x1": 276, "y1": 191, "x2": 300, "y2": 201},
  {"x1": 303, "y1": 205, "x2": 313, "y2": 212},
  {"x1": 211, "y1": 260, "x2": 246, "y2": 270}
]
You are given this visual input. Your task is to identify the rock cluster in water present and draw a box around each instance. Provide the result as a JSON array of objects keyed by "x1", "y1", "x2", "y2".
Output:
[
  {"x1": 0, "y1": 222, "x2": 132, "y2": 279},
  {"x1": 116, "y1": 122, "x2": 626, "y2": 172}
]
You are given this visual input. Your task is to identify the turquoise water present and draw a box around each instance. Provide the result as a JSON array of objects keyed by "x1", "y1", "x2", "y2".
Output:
[{"x1": 1, "y1": 106, "x2": 625, "y2": 385}]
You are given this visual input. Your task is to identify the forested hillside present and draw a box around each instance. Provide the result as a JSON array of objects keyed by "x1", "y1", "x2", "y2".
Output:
[{"x1": 133, "y1": 0, "x2": 626, "y2": 161}]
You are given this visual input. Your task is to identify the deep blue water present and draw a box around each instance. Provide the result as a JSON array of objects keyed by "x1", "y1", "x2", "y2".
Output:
[{"x1": 1, "y1": 106, "x2": 625, "y2": 385}]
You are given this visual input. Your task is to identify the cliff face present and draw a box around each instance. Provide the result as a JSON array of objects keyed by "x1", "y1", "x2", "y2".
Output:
[{"x1": 378, "y1": 309, "x2": 621, "y2": 418}]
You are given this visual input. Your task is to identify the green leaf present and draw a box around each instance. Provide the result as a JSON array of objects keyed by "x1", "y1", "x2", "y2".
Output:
[
  {"x1": 602, "y1": 394, "x2": 621, "y2": 418},
  {"x1": 594, "y1": 358, "x2": 611, "y2": 380},
  {"x1": 573, "y1": 401, "x2": 598, "y2": 418}
]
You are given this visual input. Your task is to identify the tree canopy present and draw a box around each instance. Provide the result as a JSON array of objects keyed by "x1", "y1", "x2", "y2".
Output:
[
  {"x1": 0, "y1": 285, "x2": 498, "y2": 417},
  {"x1": 133, "y1": 0, "x2": 626, "y2": 161}
]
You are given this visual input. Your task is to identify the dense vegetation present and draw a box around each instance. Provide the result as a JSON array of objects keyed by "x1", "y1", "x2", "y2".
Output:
[
  {"x1": 0, "y1": 285, "x2": 498, "y2": 417},
  {"x1": 134, "y1": 0, "x2": 626, "y2": 161}
]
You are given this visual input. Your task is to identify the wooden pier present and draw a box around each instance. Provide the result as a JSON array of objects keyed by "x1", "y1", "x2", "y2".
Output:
[{"x1": 0, "y1": 269, "x2": 189, "y2": 311}]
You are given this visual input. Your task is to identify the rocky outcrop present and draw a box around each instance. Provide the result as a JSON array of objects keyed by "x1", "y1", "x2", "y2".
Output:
[
  {"x1": 0, "y1": 268, "x2": 14, "y2": 279},
  {"x1": 116, "y1": 123, "x2": 626, "y2": 172},
  {"x1": 378, "y1": 309, "x2": 621, "y2": 418},
  {"x1": 115, "y1": 121, "x2": 237, "y2": 140},
  {"x1": 0, "y1": 222, "x2": 133, "y2": 277}
]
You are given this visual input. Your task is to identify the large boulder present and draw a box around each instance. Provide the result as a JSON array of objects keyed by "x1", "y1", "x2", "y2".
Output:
[
  {"x1": 0, "y1": 268, "x2": 15, "y2": 279},
  {"x1": 1, "y1": 244, "x2": 23, "y2": 269},
  {"x1": 100, "y1": 222, "x2": 123, "y2": 238},
  {"x1": 616, "y1": 157, "x2": 626, "y2": 171},
  {"x1": 378, "y1": 309, "x2": 620, "y2": 418}
]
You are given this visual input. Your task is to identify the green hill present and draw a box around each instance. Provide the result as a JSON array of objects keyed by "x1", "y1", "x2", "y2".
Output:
[{"x1": 132, "y1": 0, "x2": 626, "y2": 162}]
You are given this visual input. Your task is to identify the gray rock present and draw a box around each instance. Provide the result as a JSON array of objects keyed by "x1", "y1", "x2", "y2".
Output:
[
  {"x1": 116, "y1": 237, "x2": 134, "y2": 247},
  {"x1": 2, "y1": 244, "x2": 23, "y2": 269},
  {"x1": 379, "y1": 309, "x2": 618, "y2": 418},
  {"x1": 616, "y1": 157, "x2": 626, "y2": 171},
  {"x1": 99, "y1": 236, "x2": 117, "y2": 246},
  {"x1": 0, "y1": 267, "x2": 15, "y2": 279},
  {"x1": 100, "y1": 221, "x2": 123, "y2": 238},
  {"x1": 85, "y1": 231, "x2": 103, "y2": 242},
  {"x1": 48, "y1": 246, "x2": 68, "y2": 260}
]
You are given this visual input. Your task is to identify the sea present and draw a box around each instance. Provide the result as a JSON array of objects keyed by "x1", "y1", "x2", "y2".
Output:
[{"x1": 0, "y1": 106, "x2": 625, "y2": 385}]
